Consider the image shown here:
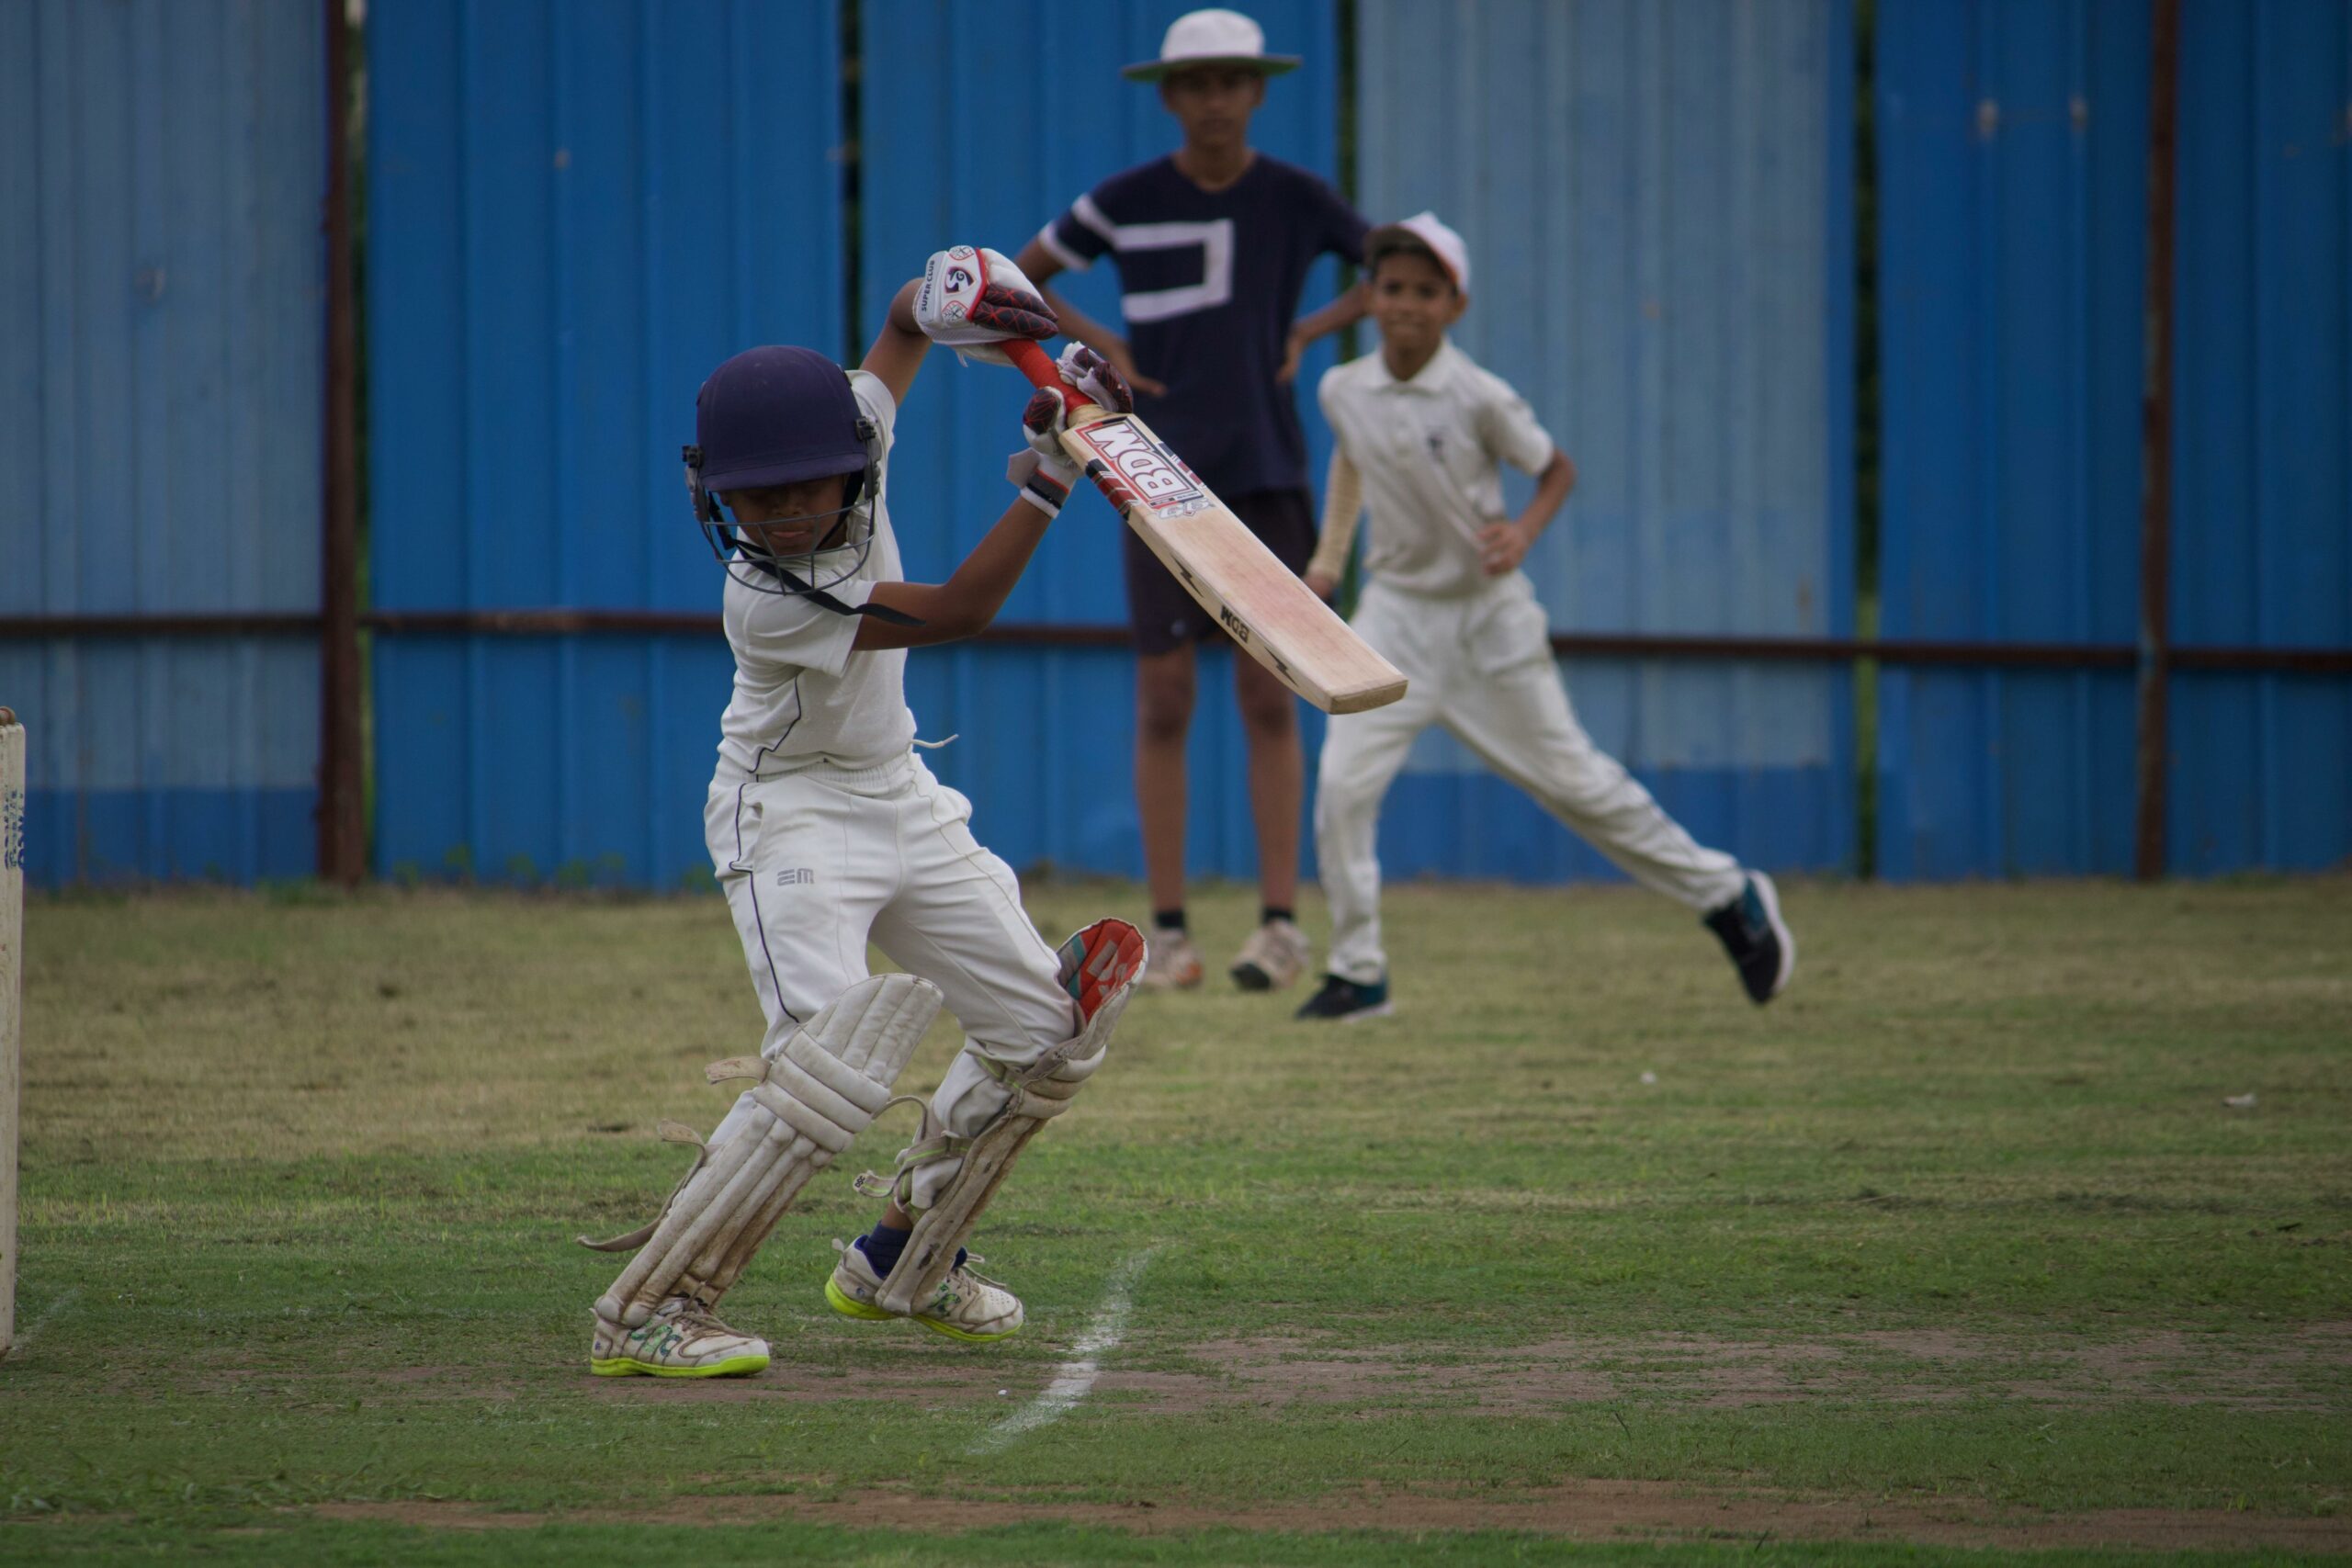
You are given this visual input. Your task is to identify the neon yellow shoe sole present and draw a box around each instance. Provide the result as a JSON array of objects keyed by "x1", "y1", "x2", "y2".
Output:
[
  {"x1": 824, "y1": 1276, "x2": 894, "y2": 1323},
  {"x1": 825, "y1": 1276, "x2": 1020, "y2": 1344},
  {"x1": 589, "y1": 1351, "x2": 769, "y2": 1378}
]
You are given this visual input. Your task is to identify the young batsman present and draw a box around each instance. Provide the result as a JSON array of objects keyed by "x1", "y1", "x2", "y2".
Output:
[
  {"x1": 578, "y1": 247, "x2": 1148, "y2": 1377},
  {"x1": 1012, "y1": 7, "x2": 1368, "y2": 995},
  {"x1": 1297, "y1": 214, "x2": 1795, "y2": 1021}
]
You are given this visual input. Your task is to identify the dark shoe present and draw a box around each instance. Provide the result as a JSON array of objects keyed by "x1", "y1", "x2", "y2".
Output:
[
  {"x1": 1704, "y1": 873, "x2": 1795, "y2": 1004},
  {"x1": 1294, "y1": 973, "x2": 1393, "y2": 1022}
]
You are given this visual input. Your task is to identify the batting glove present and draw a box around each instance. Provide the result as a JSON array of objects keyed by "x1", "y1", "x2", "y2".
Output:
[
  {"x1": 916, "y1": 245, "x2": 1057, "y2": 367},
  {"x1": 1052, "y1": 342, "x2": 1134, "y2": 415},
  {"x1": 1007, "y1": 388, "x2": 1081, "y2": 518}
]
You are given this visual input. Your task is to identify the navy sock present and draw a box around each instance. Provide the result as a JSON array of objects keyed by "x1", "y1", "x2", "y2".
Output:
[
  {"x1": 855, "y1": 1224, "x2": 966, "y2": 1275},
  {"x1": 855, "y1": 1222, "x2": 912, "y2": 1275},
  {"x1": 1154, "y1": 908, "x2": 1187, "y2": 933},
  {"x1": 1261, "y1": 906, "x2": 1295, "y2": 927}
]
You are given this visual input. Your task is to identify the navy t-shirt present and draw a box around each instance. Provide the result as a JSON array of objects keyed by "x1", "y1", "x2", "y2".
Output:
[{"x1": 1042, "y1": 154, "x2": 1367, "y2": 498}]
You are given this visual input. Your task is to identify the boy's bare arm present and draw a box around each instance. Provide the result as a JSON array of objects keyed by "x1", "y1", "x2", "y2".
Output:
[
  {"x1": 1304, "y1": 446, "x2": 1363, "y2": 600},
  {"x1": 1478, "y1": 450, "x2": 1577, "y2": 576},
  {"x1": 861, "y1": 278, "x2": 930, "y2": 408},
  {"x1": 1280, "y1": 282, "x2": 1370, "y2": 384},
  {"x1": 1012, "y1": 237, "x2": 1168, "y2": 397},
  {"x1": 853, "y1": 497, "x2": 1056, "y2": 649}
]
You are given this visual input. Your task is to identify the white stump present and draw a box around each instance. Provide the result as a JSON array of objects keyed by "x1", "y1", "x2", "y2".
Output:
[{"x1": 0, "y1": 707, "x2": 22, "y2": 1357}]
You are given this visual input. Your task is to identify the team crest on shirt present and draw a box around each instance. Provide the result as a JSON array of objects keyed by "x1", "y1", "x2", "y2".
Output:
[{"x1": 1069, "y1": 417, "x2": 1216, "y2": 520}]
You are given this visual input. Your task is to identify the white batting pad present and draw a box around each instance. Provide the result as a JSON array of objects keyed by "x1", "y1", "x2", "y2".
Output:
[
  {"x1": 590, "y1": 973, "x2": 941, "y2": 1328},
  {"x1": 873, "y1": 921, "x2": 1143, "y2": 1317}
]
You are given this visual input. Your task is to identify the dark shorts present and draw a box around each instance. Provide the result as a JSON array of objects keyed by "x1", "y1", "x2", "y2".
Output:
[{"x1": 1124, "y1": 487, "x2": 1317, "y2": 657}]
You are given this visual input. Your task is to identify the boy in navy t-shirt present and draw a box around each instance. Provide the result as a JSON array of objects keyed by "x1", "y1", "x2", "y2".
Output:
[{"x1": 1013, "y1": 7, "x2": 1367, "y2": 996}]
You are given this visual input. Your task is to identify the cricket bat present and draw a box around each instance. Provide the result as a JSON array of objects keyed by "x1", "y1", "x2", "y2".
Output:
[{"x1": 1005, "y1": 341, "x2": 1408, "y2": 715}]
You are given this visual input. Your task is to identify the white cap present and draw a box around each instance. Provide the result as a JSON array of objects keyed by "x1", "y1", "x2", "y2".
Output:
[
  {"x1": 1122, "y1": 8, "x2": 1301, "y2": 82},
  {"x1": 1367, "y1": 211, "x2": 1471, "y2": 294}
]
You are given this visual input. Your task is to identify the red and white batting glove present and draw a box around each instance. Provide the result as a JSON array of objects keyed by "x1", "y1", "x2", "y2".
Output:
[
  {"x1": 1005, "y1": 346, "x2": 1135, "y2": 517},
  {"x1": 1053, "y1": 343, "x2": 1134, "y2": 415},
  {"x1": 916, "y1": 245, "x2": 1057, "y2": 367},
  {"x1": 1007, "y1": 387, "x2": 1080, "y2": 517}
]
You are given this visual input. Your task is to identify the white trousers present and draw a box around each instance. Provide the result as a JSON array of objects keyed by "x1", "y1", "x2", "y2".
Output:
[
  {"x1": 1316, "y1": 576, "x2": 1747, "y2": 986},
  {"x1": 701, "y1": 753, "x2": 1076, "y2": 1209}
]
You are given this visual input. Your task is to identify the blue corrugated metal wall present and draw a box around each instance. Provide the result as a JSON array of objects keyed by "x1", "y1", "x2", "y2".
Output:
[
  {"x1": 1356, "y1": 0, "x2": 1858, "y2": 883},
  {"x1": 367, "y1": 0, "x2": 842, "y2": 887},
  {"x1": 0, "y1": 0, "x2": 325, "y2": 886},
  {"x1": 365, "y1": 0, "x2": 1859, "y2": 889},
  {"x1": 1877, "y1": 0, "x2": 2352, "y2": 879},
  {"x1": 1874, "y1": 0, "x2": 2147, "y2": 880},
  {"x1": 2166, "y1": 0, "x2": 2352, "y2": 874},
  {"x1": 863, "y1": 0, "x2": 1344, "y2": 880}
]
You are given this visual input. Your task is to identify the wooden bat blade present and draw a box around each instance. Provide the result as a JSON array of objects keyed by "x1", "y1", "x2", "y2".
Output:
[{"x1": 1059, "y1": 413, "x2": 1408, "y2": 714}]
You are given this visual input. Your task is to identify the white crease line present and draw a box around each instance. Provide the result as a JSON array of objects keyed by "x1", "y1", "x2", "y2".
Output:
[
  {"x1": 970, "y1": 1245, "x2": 1161, "y2": 1453},
  {"x1": 6, "y1": 1286, "x2": 82, "y2": 1359}
]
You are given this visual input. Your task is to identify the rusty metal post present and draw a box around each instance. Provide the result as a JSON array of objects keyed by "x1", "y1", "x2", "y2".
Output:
[
  {"x1": 2132, "y1": 0, "x2": 2181, "y2": 882},
  {"x1": 318, "y1": 0, "x2": 366, "y2": 886}
]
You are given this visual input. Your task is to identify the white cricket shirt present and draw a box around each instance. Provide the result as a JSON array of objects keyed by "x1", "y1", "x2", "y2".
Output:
[
  {"x1": 1317, "y1": 340, "x2": 1557, "y2": 598},
  {"x1": 711, "y1": 369, "x2": 917, "y2": 781}
]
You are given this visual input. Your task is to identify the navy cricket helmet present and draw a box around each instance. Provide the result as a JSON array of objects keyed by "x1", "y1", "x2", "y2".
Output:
[{"x1": 684, "y1": 345, "x2": 894, "y2": 608}]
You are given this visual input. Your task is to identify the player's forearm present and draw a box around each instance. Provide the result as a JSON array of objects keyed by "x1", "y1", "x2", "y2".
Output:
[
  {"x1": 887, "y1": 278, "x2": 922, "y2": 333},
  {"x1": 1290, "y1": 284, "x2": 1368, "y2": 351},
  {"x1": 857, "y1": 500, "x2": 1052, "y2": 649},
  {"x1": 1512, "y1": 451, "x2": 1577, "y2": 543},
  {"x1": 1041, "y1": 287, "x2": 1125, "y2": 359},
  {"x1": 1306, "y1": 447, "x2": 1364, "y2": 585},
  {"x1": 936, "y1": 499, "x2": 1055, "y2": 634},
  {"x1": 861, "y1": 279, "x2": 932, "y2": 404}
]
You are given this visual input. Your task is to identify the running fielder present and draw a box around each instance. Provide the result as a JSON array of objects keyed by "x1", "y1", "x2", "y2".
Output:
[
  {"x1": 580, "y1": 247, "x2": 1146, "y2": 1375},
  {"x1": 1296, "y1": 215, "x2": 1795, "y2": 1022}
]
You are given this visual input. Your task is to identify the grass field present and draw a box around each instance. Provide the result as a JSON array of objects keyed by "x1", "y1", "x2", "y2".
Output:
[{"x1": 3, "y1": 874, "x2": 2348, "y2": 1565}]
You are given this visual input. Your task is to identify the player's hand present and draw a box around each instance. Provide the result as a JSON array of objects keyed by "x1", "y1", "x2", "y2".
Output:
[
  {"x1": 1054, "y1": 344, "x2": 1134, "y2": 415},
  {"x1": 1304, "y1": 567, "x2": 1340, "y2": 602},
  {"x1": 1007, "y1": 386, "x2": 1083, "y2": 519},
  {"x1": 1276, "y1": 326, "x2": 1308, "y2": 386},
  {"x1": 1099, "y1": 338, "x2": 1167, "y2": 399},
  {"x1": 1478, "y1": 521, "x2": 1532, "y2": 576},
  {"x1": 916, "y1": 245, "x2": 1057, "y2": 367}
]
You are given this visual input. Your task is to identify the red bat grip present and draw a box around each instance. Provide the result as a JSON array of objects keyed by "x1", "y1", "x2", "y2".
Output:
[{"x1": 1004, "y1": 339, "x2": 1101, "y2": 420}]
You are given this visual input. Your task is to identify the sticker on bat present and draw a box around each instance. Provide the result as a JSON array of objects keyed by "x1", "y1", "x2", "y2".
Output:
[{"x1": 1072, "y1": 418, "x2": 1216, "y2": 519}]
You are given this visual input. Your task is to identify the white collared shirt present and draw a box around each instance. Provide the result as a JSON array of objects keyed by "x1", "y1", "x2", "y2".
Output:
[
  {"x1": 712, "y1": 369, "x2": 916, "y2": 781},
  {"x1": 1317, "y1": 340, "x2": 1557, "y2": 597}
]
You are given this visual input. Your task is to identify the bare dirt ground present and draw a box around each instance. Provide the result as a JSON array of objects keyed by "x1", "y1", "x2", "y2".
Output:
[
  {"x1": 308, "y1": 1481, "x2": 2352, "y2": 1554},
  {"x1": 543, "y1": 1322, "x2": 2352, "y2": 1416},
  {"x1": 271, "y1": 1323, "x2": 2350, "y2": 1551}
]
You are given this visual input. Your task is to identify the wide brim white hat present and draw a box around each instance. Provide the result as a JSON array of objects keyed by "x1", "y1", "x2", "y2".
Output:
[{"x1": 1124, "y1": 7, "x2": 1301, "y2": 81}]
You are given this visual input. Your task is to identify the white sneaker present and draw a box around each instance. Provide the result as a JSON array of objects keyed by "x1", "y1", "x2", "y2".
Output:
[
  {"x1": 590, "y1": 1295, "x2": 770, "y2": 1378},
  {"x1": 825, "y1": 1237, "x2": 1025, "y2": 1343},
  {"x1": 1229, "y1": 918, "x2": 1310, "y2": 992},
  {"x1": 1136, "y1": 932, "x2": 1204, "y2": 991}
]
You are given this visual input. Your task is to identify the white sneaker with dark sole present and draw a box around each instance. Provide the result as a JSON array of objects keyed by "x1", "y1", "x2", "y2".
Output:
[{"x1": 1230, "y1": 918, "x2": 1311, "y2": 992}]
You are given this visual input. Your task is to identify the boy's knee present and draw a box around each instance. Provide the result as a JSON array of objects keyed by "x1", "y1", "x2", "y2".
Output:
[
  {"x1": 1136, "y1": 664, "x2": 1195, "y2": 742},
  {"x1": 1234, "y1": 678, "x2": 1297, "y2": 739}
]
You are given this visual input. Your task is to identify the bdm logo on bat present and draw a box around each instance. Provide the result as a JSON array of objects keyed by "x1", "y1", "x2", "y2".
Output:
[{"x1": 1073, "y1": 418, "x2": 1215, "y2": 519}]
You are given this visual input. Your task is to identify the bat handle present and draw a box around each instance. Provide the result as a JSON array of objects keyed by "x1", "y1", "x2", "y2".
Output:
[{"x1": 1005, "y1": 339, "x2": 1102, "y2": 423}]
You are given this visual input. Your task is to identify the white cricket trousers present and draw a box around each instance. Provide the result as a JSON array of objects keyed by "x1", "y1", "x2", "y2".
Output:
[
  {"x1": 1316, "y1": 575, "x2": 1747, "y2": 986},
  {"x1": 700, "y1": 752, "x2": 1076, "y2": 1209}
]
